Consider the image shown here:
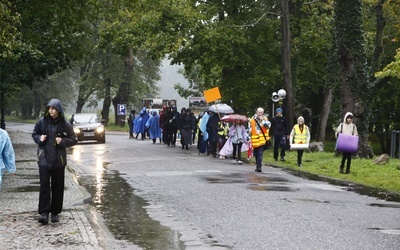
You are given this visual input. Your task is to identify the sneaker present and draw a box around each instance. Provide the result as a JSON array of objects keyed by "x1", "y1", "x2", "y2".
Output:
[
  {"x1": 298, "y1": 163, "x2": 302, "y2": 167},
  {"x1": 237, "y1": 160, "x2": 243, "y2": 165},
  {"x1": 280, "y1": 158, "x2": 286, "y2": 162},
  {"x1": 51, "y1": 214, "x2": 60, "y2": 223},
  {"x1": 232, "y1": 160, "x2": 237, "y2": 164},
  {"x1": 38, "y1": 213, "x2": 49, "y2": 225}
]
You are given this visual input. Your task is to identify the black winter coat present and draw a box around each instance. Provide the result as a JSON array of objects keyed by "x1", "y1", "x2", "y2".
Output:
[{"x1": 32, "y1": 100, "x2": 77, "y2": 169}]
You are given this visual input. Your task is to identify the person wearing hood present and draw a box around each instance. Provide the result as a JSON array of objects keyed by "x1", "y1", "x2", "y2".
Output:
[
  {"x1": 146, "y1": 111, "x2": 162, "y2": 144},
  {"x1": 179, "y1": 108, "x2": 195, "y2": 150},
  {"x1": 289, "y1": 116, "x2": 311, "y2": 167},
  {"x1": 32, "y1": 99, "x2": 77, "y2": 225},
  {"x1": 0, "y1": 128, "x2": 16, "y2": 190},
  {"x1": 335, "y1": 112, "x2": 358, "y2": 174},
  {"x1": 134, "y1": 107, "x2": 150, "y2": 140}
]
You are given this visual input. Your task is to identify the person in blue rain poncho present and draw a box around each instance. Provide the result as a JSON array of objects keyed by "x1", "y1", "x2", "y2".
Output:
[
  {"x1": 0, "y1": 128, "x2": 16, "y2": 190},
  {"x1": 134, "y1": 107, "x2": 150, "y2": 140},
  {"x1": 146, "y1": 111, "x2": 162, "y2": 144}
]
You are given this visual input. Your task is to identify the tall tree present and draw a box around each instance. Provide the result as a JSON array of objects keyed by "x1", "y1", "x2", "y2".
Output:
[
  {"x1": 332, "y1": 0, "x2": 373, "y2": 158},
  {"x1": 281, "y1": 0, "x2": 294, "y2": 130}
]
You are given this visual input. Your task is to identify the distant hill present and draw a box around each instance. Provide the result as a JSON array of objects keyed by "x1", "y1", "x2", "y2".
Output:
[{"x1": 157, "y1": 58, "x2": 189, "y2": 110}]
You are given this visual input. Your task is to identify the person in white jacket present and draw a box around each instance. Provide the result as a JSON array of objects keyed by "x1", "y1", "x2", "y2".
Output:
[
  {"x1": 0, "y1": 128, "x2": 16, "y2": 190},
  {"x1": 289, "y1": 116, "x2": 310, "y2": 167},
  {"x1": 335, "y1": 112, "x2": 358, "y2": 174}
]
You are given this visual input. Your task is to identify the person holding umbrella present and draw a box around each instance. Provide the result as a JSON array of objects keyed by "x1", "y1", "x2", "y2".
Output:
[
  {"x1": 228, "y1": 118, "x2": 249, "y2": 164},
  {"x1": 249, "y1": 107, "x2": 271, "y2": 172}
]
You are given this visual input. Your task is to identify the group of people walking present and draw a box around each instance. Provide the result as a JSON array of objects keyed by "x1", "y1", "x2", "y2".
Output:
[
  {"x1": 128, "y1": 106, "x2": 197, "y2": 149},
  {"x1": 126, "y1": 105, "x2": 358, "y2": 175},
  {"x1": 0, "y1": 98, "x2": 359, "y2": 228}
]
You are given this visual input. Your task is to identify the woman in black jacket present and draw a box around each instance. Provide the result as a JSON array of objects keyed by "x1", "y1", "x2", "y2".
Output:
[{"x1": 32, "y1": 99, "x2": 77, "y2": 225}]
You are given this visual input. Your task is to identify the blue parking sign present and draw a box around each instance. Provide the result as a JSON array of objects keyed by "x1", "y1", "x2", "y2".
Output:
[{"x1": 117, "y1": 104, "x2": 126, "y2": 115}]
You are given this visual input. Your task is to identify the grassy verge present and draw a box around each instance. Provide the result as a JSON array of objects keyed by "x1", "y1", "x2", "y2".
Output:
[{"x1": 259, "y1": 149, "x2": 400, "y2": 193}]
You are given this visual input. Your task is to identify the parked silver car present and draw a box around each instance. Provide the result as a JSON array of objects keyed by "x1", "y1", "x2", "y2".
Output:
[{"x1": 71, "y1": 113, "x2": 105, "y2": 143}]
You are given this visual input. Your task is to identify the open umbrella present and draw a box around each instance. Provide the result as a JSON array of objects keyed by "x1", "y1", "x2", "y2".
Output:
[
  {"x1": 208, "y1": 103, "x2": 234, "y2": 114},
  {"x1": 221, "y1": 114, "x2": 248, "y2": 123}
]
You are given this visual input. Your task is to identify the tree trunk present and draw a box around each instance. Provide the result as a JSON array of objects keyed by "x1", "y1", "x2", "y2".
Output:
[
  {"x1": 318, "y1": 88, "x2": 333, "y2": 142},
  {"x1": 101, "y1": 78, "x2": 112, "y2": 126},
  {"x1": 281, "y1": 0, "x2": 294, "y2": 130},
  {"x1": 112, "y1": 49, "x2": 134, "y2": 125},
  {"x1": 334, "y1": 0, "x2": 373, "y2": 158},
  {"x1": 371, "y1": 0, "x2": 386, "y2": 73}
]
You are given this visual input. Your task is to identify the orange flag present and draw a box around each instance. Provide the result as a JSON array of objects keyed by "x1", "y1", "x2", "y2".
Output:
[{"x1": 203, "y1": 87, "x2": 221, "y2": 103}]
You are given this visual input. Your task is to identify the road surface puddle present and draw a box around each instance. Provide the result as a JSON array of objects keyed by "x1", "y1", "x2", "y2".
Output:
[
  {"x1": 204, "y1": 172, "x2": 295, "y2": 192},
  {"x1": 78, "y1": 171, "x2": 186, "y2": 249}
]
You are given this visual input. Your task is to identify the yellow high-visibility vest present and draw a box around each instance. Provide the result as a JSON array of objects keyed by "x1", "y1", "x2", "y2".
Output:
[
  {"x1": 293, "y1": 124, "x2": 308, "y2": 144},
  {"x1": 250, "y1": 118, "x2": 270, "y2": 148}
]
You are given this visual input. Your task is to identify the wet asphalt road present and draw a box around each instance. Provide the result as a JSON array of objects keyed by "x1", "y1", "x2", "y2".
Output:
[{"x1": 9, "y1": 123, "x2": 400, "y2": 249}]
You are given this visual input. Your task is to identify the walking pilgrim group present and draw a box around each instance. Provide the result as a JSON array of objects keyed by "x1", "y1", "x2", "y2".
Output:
[
  {"x1": 127, "y1": 105, "x2": 358, "y2": 174},
  {"x1": 0, "y1": 98, "x2": 359, "y2": 226}
]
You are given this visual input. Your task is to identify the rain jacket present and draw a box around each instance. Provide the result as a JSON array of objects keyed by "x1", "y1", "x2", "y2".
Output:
[
  {"x1": 199, "y1": 112, "x2": 210, "y2": 141},
  {"x1": 134, "y1": 107, "x2": 150, "y2": 134},
  {"x1": 0, "y1": 128, "x2": 16, "y2": 189},
  {"x1": 228, "y1": 124, "x2": 248, "y2": 144},
  {"x1": 145, "y1": 111, "x2": 162, "y2": 139},
  {"x1": 335, "y1": 112, "x2": 358, "y2": 138},
  {"x1": 32, "y1": 99, "x2": 77, "y2": 169}
]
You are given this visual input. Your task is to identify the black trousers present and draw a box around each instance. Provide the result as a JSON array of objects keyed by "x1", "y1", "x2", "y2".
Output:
[
  {"x1": 129, "y1": 123, "x2": 133, "y2": 137},
  {"x1": 232, "y1": 143, "x2": 243, "y2": 160},
  {"x1": 38, "y1": 166, "x2": 65, "y2": 215},
  {"x1": 273, "y1": 135, "x2": 286, "y2": 159},
  {"x1": 171, "y1": 127, "x2": 178, "y2": 145},
  {"x1": 297, "y1": 150, "x2": 304, "y2": 164},
  {"x1": 341, "y1": 152, "x2": 352, "y2": 169}
]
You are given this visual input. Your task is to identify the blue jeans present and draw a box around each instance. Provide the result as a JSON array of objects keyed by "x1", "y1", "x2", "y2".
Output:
[{"x1": 253, "y1": 146, "x2": 264, "y2": 169}]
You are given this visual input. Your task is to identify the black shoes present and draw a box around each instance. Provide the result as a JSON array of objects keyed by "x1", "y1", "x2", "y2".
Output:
[
  {"x1": 38, "y1": 213, "x2": 49, "y2": 225},
  {"x1": 255, "y1": 168, "x2": 262, "y2": 172},
  {"x1": 339, "y1": 165, "x2": 344, "y2": 174},
  {"x1": 280, "y1": 158, "x2": 285, "y2": 162},
  {"x1": 51, "y1": 214, "x2": 60, "y2": 223},
  {"x1": 38, "y1": 213, "x2": 60, "y2": 224}
]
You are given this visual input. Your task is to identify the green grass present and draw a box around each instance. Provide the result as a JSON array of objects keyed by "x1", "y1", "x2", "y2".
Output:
[
  {"x1": 5, "y1": 116, "x2": 36, "y2": 124},
  {"x1": 258, "y1": 149, "x2": 400, "y2": 193}
]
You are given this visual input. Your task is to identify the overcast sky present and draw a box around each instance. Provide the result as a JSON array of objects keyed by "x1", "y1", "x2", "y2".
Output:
[{"x1": 157, "y1": 58, "x2": 189, "y2": 110}]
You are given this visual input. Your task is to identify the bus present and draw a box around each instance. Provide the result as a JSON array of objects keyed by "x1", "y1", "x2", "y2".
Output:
[{"x1": 142, "y1": 98, "x2": 177, "y2": 114}]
